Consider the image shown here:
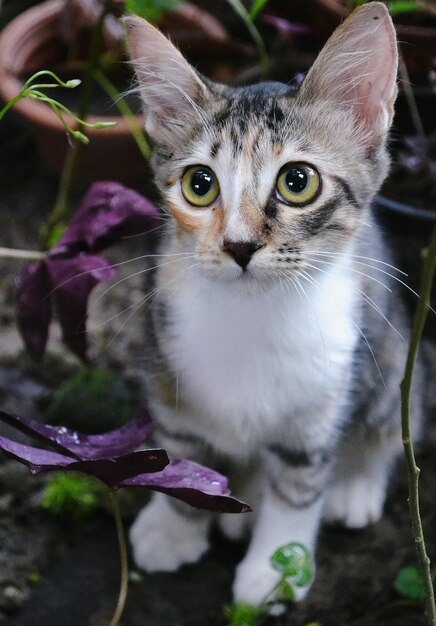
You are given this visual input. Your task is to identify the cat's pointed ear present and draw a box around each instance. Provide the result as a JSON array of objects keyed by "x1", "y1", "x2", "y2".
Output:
[
  {"x1": 297, "y1": 2, "x2": 397, "y2": 142},
  {"x1": 124, "y1": 15, "x2": 209, "y2": 146}
]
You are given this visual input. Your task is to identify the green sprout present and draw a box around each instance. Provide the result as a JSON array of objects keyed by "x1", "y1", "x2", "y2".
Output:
[
  {"x1": 0, "y1": 70, "x2": 117, "y2": 144},
  {"x1": 225, "y1": 543, "x2": 314, "y2": 626}
]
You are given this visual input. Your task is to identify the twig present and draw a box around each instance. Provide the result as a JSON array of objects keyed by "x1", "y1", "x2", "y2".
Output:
[
  {"x1": 109, "y1": 490, "x2": 130, "y2": 626},
  {"x1": 0, "y1": 247, "x2": 45, "y2": 261},
  {"x1": 93, "y1": 69, "x2": 152, "y2": 161},
  {"x1": 400, "y1": 225, "x2": 436, "y2": 626},
  {"x1": 224, "y1": 0, "x2": 269, "y2": 77}
]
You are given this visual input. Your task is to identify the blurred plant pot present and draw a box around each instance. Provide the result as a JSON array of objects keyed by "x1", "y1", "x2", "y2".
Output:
[{"x1": 0, "y1": 0, "x2": 251, "y2": 188}]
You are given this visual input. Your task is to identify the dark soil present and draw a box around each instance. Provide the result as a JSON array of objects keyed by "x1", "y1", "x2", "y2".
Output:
[{"x1": 1, "y1": 106, "x2": 436, "y2": 626}]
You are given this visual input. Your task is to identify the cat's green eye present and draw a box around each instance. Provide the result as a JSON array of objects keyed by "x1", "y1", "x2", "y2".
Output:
[
  {"x1": 181, "y1": 165, "x2": 220, "y2": 207},
  {"x1": 276, "y1": 162, "x2": 321, "y2": 206}
]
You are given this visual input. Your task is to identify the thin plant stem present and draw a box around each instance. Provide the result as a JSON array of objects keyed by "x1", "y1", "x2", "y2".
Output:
[
  {"x1": 109, "y1": 490, "x2": 129, "y2": 626},
  {"x1": 93, "y1": 69, "x2": 152, "y2": 161},
  {"x1": 400, "y1": 225, "x2": 436, "y2": 626},
  {"x1": 0, "y1": 93, "x2": 25, "y2": 120},
  {"x1": 225, "y1": 0, "x2": 269, "y2": 77},
  {"x1": 0, "y1": 247, "x2": 45, "y2": 261},
  {"x1": 41, "y1": 0, "x2": 114, "y2": 249}
]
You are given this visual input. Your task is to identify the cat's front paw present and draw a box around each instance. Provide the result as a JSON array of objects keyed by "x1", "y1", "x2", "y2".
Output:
[
  {"x1": 233, "y1": 555, "x2": 311, "y2": 606},
  {"x1": 323, "y1": 476, "x2": 385, "y2": 528},
  {"x1": 130, "y1": 495, "x2": 210, "y2": 572}
]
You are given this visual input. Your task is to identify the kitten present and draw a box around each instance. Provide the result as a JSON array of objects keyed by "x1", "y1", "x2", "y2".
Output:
[{"x1": 125, "y1": 3, "x2": 423, "y2": 605}]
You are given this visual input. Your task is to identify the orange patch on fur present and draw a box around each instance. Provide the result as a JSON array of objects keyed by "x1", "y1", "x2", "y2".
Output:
[{"x1": 168, "y1": 201, "x2": 204, "y2": 233}]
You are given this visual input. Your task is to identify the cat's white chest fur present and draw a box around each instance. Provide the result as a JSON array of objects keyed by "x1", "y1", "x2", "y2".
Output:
[{"x1": 162, "y1": 255, "x2": 358, "y2": 455}]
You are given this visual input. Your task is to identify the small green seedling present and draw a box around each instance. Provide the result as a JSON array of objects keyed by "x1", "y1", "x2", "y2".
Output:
[
  {"x1": 226, "y1": 542, "x2": 314, "y2": 625},
  {"x1": 224, "y1": 602, "x2": 265, "y2": 626},
  {"x1": 0, "y1": 70, "x2": 116, "y2": 143}
]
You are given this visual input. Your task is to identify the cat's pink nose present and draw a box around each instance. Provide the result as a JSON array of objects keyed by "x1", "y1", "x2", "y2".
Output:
[{"x1": 222, "y1": 240, "x2": 264, "y2": 270}]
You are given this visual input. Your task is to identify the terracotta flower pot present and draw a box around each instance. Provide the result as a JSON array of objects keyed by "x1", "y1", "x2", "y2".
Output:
[{"x1": 0, "y1": 0, "x2": 247, "y2": 187}]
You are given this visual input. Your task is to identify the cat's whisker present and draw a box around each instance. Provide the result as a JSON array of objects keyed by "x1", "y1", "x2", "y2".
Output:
[
  {"x1": 106, "y1": 287, "x2": 160, "y2": 347},
  {"x1": 356, "y1": 287, "x2": 405, "y2": 341},
  {"x1": 121, "y1": 222, "x2": 169, "y2": 240},
  {"x1": 47, "y1": 250, "x2": 197, "y2": 298},
  {"x1": 305, "y1": 257, "x2": 392, "y2": 293},
  {"x1": 308, "y1": 250, "x2": 407, "y2": 275},
  {"x1": 308, "y1": 255, "x2": 430, "y2": 308},
  {"x1": 104, "y1": 258, "x2": 203, "y2": 342},
  {"x1": 93, "y1": 254, "x2": 198, "y2": 304},
  {"x1": 296, "y1": 264, "x2": 387, "y2": 388},
  {"x1": 90, "y1": 285, "x2": 160, "y2": 330},
  {"x1": 355, "y1": 218, "x2": 373, "y2": 228},
  {"x1": 303, "y1": 260, "x2": 403, "y2": 340}
]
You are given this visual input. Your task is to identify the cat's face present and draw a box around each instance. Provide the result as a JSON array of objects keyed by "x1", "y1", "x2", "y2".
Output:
[{"x1": 126, "y1": 3, "x2": 398, "y2": 284}]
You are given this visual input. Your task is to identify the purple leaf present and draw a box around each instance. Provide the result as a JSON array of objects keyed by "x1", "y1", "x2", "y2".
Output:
[
  {"x1": 16, "y1": 261, "x2": 53, "y2": 360},
  {"x1": 47, "y1": 255, "x2": 117, "y2": 361},
  {"x1": 70, "y1": 449, "x2": 170, "y2": 488},
  {"x1": 122, "y1": 459, "x2": 252, "y2": 513},
  {"x1": 0, "y1": 409, "x2": 153, "y2": 460},
  {"x1": 0, "y1": 433, "x2": 169, "y2": 488},
  {"x1": 53, "y1": 181, "x2": 160, "y2": 256},
  {"x1": 0, "y1": 434, "x2": 77, "y2": 472}
]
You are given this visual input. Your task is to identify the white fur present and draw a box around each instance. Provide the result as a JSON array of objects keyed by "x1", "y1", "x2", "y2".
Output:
[
  {"x1": 131, "y1": 252, "x2": 360, "y2": 602},
  {"x1": 159, "y1": 252, "x2": 358, "y2": 458},
  {"x1": 130, "y1": 494, "x2": 210, "y2": 571},
  {"x1": 323, "y1": 431, "x2": 402, "y2": 527},
  {"x1": 233, "y1": 492, "x2": 323, "y2": 604}
]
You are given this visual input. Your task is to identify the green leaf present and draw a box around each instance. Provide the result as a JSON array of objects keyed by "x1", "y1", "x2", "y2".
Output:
[
  {"x1": 270, "y1": 543, "x2": 313, "y2": 587},
  {"x1": 224, "y1": 602, "x2": 266, "y2": 626},
  {"x1": 249, "y1": 0, "x2": 270, "y2": 20},
  {"x1": 46, "y1": 223, "x2": 67, "y2": 249},
  {"x1": 394, "y1": 566, "x2": 426, "y2": 601},
  {"x1": 224, "y1": 0, "x2": 269, "y2": 76},
  {"x1": 388, "y1": 1, "x2": 421, "y2": 16},
  {"x1": 126, "y1": 0, "x2": 183, "y2": 22},
  {"x1": 277, "y1": 579, "x2": 295, "y2": 601}
]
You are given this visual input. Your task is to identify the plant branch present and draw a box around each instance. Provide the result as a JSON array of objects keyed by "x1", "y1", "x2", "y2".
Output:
[
  {"x1": 93, "y1": 69, "x2": 152, "y2": 161},
  {"x1": 109, "y1": 490, "x2": 129, "y2": 626},
  {"x1": 0, "y1": 247, "x2": 45, "y2": 261},
  {"x1": 41, "y1": 0, "x2": 114, "y2": 249},
  {"x1": 225, "y1": 0, "x2": 269, "y2": 77},
  {"x1": 401, "y1": 225, "x2": 436, "y2": 626}
]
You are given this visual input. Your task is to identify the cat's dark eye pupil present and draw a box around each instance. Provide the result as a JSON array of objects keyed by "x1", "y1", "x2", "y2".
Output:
[
  {"x1": 285, "y1": 167, "x2": 308, "y2": 194},
  {"x1": 190, "y1": 169, "x2": 213, "y2": 196}
]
